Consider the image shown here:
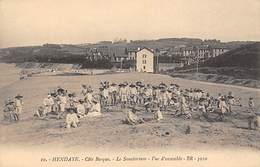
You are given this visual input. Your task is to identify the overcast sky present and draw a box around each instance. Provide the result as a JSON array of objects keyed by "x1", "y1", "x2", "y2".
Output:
[{"x1": 0, "y1": 0, "x2": 260, "y2": 48}]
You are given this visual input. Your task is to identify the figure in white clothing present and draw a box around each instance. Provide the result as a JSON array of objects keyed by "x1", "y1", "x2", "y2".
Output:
[
  {"x1": 81, "y1": 84, "x2": 88, "y2": 97},
  {"x1": 43, "y1": 94, "x2": 54, "y2": 115},
  {"x1": 84, "y1": 91, "x2": 93, "y2": 107},
  {"x1": 124, "y1": 107, "x2": 145, "y2": 125},
  {"x1": 87, "y1": 99, "x2": 102, "y2": 117},
  {"x1": 109, "y1": 83, "x2": 118, "y2": 106},
  {"x1": 119, "y1": 84, "x2": 128, "y2": 108},
  {"x1": 76, "y1": 99, "x2": 86, "y2": 118},
  {"x1": 129, "y1": 84, "x2": 137, "y2": 105},
  {"x1": 14, "y1": 94, "x2": 24, "y2": 121},
  {"x1": 58, "y1": 93, "x2": 66, "y2": 110},
  {"x1": 66, "y1": 108, "x2": 79, "y2": 128},
  {"x1": 153, "y1": 107, "x2": 163, "y2": 121}
]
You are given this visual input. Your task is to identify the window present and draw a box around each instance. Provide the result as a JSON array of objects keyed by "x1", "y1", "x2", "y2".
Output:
[
  {"x1": 143, "y1": 66, "x2": 146, "y2": 70},
  {"x1": 143, "y1": 54, "x2": 146, "y2": 58},
  {"x1": 142, "y1": 60, "x2": 146, "y2": 64}
]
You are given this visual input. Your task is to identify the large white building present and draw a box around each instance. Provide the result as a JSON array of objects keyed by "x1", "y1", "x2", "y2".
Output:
[
  {"x1": 136, "y1": 48, "x2": 155, "y2": 73},
  {"x1": 211, "y1": 46, "x2": 229, "y2": 58}
]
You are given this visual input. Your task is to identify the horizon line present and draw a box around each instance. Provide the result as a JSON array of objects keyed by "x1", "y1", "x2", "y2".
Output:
[{"x1": 1, "y1": 37, "x2": 259, "y2": 49}]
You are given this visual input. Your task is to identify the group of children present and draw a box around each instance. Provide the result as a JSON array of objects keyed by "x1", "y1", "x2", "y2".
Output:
[
  {"x1": 96, "y1": 80, "x2": 257, "y2": 127},
  {"x1": 2, "y1": 80, "x2": 258, "y2": 130},
  {"x1": 36, "y1": 86, "x2": 102, "y2": 128},
  {"x1": 3, "y1": 94, "x2": 24, "y2": 122}
]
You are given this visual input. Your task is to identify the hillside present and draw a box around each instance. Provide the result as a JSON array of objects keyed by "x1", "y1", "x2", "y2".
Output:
[
  {"x1": 202, "y1": 42, "x2": 260, "y2": 68},
  {"x1": 171, "y1": 43, "x2": 260, "y2": 88},
  {"x1": 0, "y1": 38, "x2": 254, "y2": 63}
]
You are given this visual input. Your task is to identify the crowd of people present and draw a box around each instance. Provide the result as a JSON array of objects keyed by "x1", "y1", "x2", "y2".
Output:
[{"x1": 2, "y1": 80, "x2": 259, "y2": 130}]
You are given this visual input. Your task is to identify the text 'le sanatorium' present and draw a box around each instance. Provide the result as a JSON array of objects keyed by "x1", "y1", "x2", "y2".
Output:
[{"x1": 47, "y1": 156, "x2": 207, "y2": 162}]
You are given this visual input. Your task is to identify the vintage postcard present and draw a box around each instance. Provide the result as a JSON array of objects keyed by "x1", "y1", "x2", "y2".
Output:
[{"x1": 0, "y1": 0, "x2": 260, "y2": 167}]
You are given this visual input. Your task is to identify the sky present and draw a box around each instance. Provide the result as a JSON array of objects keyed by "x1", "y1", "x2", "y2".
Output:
[{"x1": 0, "y1": 0, "x2": 260, "y2": 48}]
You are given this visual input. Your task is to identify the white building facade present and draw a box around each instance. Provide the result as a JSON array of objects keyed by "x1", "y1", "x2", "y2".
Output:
[
  {"x1": 211, "y1": 47, "x2": 229, "y2": 58},
  {"x1": 136, "y1": 48, "x2": 155, "y2": 73}
]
